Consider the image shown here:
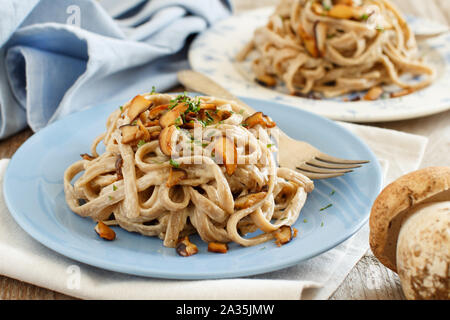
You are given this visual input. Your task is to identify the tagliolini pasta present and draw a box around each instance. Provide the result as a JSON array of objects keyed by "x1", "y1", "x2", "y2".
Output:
[
  {"x1": 236, "y1": 0, "x2": 435, "y2": 99},
  {"x1": 64, "y1": 92, "x2": 314, "y2": 254}
]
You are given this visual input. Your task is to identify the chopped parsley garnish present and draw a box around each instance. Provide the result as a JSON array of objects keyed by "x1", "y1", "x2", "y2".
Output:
[
  {"x1": 174, "y1": 116, "x2": 182, "y2": 126},
  {"x1": 169, "y1": 159, "x2": 180, "y2": 168},
  {"x1": 112, "y1": 185, "x2": 117, "y2": 191},
  {"x1": 320, "y1": 204, "x2": 333, "y2": 211},
  {"x1": 204, "y1": 111, "x2": 215, "y2": 126},
  {"x1": 330, "y1": 189, "x2": 335, "y2": 196},
  {"x1": 239, "y1": 109, "x2": 245, "y2": 115},
  {"x1": 131, "y1": 120, "x2": 137, "y2": 125},
  {"x1": 108, "y1": 196, "x2": 113, "y2": 200},
  {"x1": 119, "y1": 105, "x2": 123, "y2": 112},
  {"x1": 150, "y1": 86, "x2": 156, "y2": 94},
  {"x1": 267, "y1": 144, "x2": 274, "y2": 148},
  {"x1": 303, "y1": 219, "x2": 308, "y2": 223},
  {"x1": 186, "y1": 98, "x2": 201, "y2": 113},
  {"x1": 376, "y1": 25, "x2": 385, "y2": 32},
  {"x1": 361, "y1": 13, "x2": 369, "y2": 21},
  {"x1": 168, "y1": 92, "x2": 201, "y2": 112},
  {"x1": 137, "y1": 140, "x2": 146, "y2": 148},
  {"x1": 321, "y1": 222, "x2": 324, "y2": 227}
]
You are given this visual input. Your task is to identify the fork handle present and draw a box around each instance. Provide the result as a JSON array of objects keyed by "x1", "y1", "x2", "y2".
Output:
[{"x1": 177, "y1": 70, "x2": 258, "y2": 114}]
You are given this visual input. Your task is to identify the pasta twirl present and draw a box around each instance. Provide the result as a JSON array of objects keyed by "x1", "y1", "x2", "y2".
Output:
[
  {"x1": 64, "y1": 92, "x2": 313, "y2": 252},
  {"x1": 236, "y1": 0, "x2": 435, "y2": 99}
]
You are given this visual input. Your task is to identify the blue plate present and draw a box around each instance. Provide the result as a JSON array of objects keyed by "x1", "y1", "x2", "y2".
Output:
[{"x1": 3, "y1": 96, "x2": 382, "y2": 279}]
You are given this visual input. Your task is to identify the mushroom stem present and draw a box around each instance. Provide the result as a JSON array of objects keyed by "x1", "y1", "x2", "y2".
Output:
[{"x1": 396, "y1": 201, "x2": 450, "y2": 300}]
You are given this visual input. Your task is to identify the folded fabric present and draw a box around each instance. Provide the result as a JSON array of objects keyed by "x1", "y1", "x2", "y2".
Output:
[
  {"x1": 0, "y1": 123, "x2": 428, "y2": 300},
  {"x1": 0, "y1": 0, "x2": 231, "y2": 138}
]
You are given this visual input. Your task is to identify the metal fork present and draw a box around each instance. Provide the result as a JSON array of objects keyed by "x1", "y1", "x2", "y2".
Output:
[{"x1": 177, "y1": 70, "x2": 369, "y2": 179}]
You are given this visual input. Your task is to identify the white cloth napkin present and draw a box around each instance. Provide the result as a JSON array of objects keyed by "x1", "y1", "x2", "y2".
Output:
[{"x1": 0, "y1": 123, "x2": 428, "y2": 300}]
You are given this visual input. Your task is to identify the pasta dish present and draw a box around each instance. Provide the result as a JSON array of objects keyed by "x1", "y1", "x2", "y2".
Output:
[
  {"x1": 236, "y1": 0, "x2": 435, "y2": 100},
  {"x1": 64, "y1": 91, "x2": 314, "y2": 255}
]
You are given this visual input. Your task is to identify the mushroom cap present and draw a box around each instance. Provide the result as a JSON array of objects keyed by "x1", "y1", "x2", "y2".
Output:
[
  {"x1": 396, "y1": 201, "x2": 450, "y2": 300},
  {"x1": 369, "y1": 166, "x2": 450, "y2": 272}
]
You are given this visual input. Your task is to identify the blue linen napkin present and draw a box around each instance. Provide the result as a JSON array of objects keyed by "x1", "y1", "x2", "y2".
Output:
[{"x1": 0, "y1": 0, "x2": 231, "y2": 139}]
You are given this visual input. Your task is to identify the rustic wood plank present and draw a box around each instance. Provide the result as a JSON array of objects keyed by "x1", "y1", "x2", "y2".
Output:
[
  {"x1": 0, "y1": 128, "x2": 33, "y2": 159},
  {"x1": 0, "y1": 275, "x2": 74, "y2": 300},
  {"x1": 330, "y1": 252, "x2": 406, "y2": 300}
]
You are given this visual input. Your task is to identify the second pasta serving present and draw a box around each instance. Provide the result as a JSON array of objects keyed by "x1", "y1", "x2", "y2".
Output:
[{"x1": 236, "y1": 0, "x2": 435, "y2": 100}]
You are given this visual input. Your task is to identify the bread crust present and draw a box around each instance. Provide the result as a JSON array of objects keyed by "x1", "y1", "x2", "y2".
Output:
[{"x1": 369, "y1": 167, "x2": 450, "y2": 272}]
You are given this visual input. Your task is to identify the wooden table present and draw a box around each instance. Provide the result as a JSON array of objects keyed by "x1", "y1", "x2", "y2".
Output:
[{"x1": 1, "y1": 0, "x2": 449, "y2": 300}]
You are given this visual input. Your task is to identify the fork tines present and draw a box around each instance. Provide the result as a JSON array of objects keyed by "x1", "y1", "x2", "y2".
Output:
[{"x1": 296, "y1": 155, "x2": 370, "y2": 179}]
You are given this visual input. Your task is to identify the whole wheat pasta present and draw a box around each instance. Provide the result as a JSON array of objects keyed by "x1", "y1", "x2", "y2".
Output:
[
  {"x1": 236, "y1": 0, "x2": 435, "y2": 99},
  {"x1": 64, "y1": 92, "x2": 314, "y2": 252}
]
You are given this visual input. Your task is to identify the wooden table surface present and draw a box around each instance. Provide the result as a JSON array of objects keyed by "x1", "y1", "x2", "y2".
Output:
[{"x1": 1, "y1": 0, "x2": 449, "y2": 300}]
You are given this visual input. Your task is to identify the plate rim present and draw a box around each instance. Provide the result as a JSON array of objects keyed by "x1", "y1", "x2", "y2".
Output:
[{"x1": 3, "y1": 95, "x2": 383, "y2": 279}]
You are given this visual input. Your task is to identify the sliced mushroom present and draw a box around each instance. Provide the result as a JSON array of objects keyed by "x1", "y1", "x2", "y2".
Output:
[
  {"x1": 333, "y1": 0, "x2": 355, "y2": 5},
  {"x1": 311, "y1": 2, "x2": 325, "y2": 15},
  {"x1": 80, "y1": 153, "x2": 95, "y2": 161},
  {"x1": 327, "y1": 4, "x2": 363, "y2": 19},
  {"x1": 298, "y1": 25, "x2": 319, "y2": 58},
  {"x1": 234, "y1": 192, "x2": 267, "y2": 210},
  {"x1": 150, "y1": 130, "x2": 161, "y2": 140},
  {"x1": 115, "y1": 155, "x2": 123, "y2": 180},
  {"x1": 184, "y1": 111, "x2": 197, "y2": 122},
  {"x1": 216, "y1": 110, "x2": 233, "y2": 121},
  {"x1": 255, "y1": 74, "x2": 277, "y2": 87},
  {"x1": 120, "y1": 124, "x2": 142, "y2": 144},
  {"x1": 166, "y1": 167, "x2": 187, "y2": 188},
  {"x1": 214, "y1": 136, "x2": 238, "y2": 175},
  {"x1": 390, "y1": 88, "x2": 415, "y2": 98},
  {"x1": 314, "y1": 21, "x2": 328, "y2": 57},
  {"x1": 127, "y1": 95, "x2": 153, "y2": 123},
  {"x1": 159, "y1": 125, "x2": 176, "y2": 156},
  {"x1": 148, "y1": 104, "x2": 169, "y2": 120},
  {"x1": 176, "y1": 236, "x2": 198, "y2": 257},
  {"x1": 274, "y1": 225, "x2": 293, "y2": 247},
  {"x1": 145, "y1": 119, "x2": 160, "y2": 127},
  {"x1": 363, "y1": 86, "x2": 384, "y2": 101},
  {"x1": 198, "y1": 109, "x2": 221, "y2": 126},
  {"x1": 159, "y1": 103, "x2": 188, "y2": 128},
  {"x1": 135, "y1": 119, "x2": 150, "y2": 142},
  {"x1": 243, "y1": 112, "x2": 276, "y2": 129},
  {"x1": 208, "y1": 242, "x2": 229, "y2": 254},
  {"x1": 94, "y1": 221, "x2": 116, "y2": 241},
  {"x1": 199, "y1": 103, "x2": 217, "y2": 110}
]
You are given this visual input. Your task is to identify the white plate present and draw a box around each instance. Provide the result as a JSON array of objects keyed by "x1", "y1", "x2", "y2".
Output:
[{"x1": 189, "y1": 7, "x2": 450, "y2": 123}]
